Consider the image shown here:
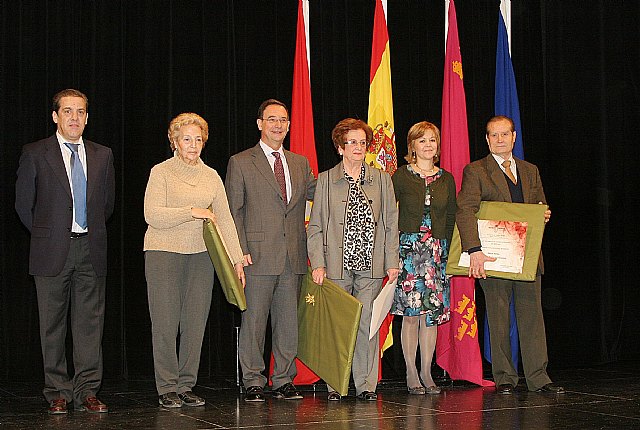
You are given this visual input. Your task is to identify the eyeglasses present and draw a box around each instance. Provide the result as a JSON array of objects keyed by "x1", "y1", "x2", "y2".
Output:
[
  {"x1": 261, "y1": 117, "x2": 289, "y2": 125},
  {"x1": 344, "y1": 139, "x2": 368, "y2": 147}
]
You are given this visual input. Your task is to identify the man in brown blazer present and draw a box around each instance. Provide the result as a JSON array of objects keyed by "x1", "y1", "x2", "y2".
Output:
[
  {"x1": 456, "y1": 115, "x2": 564, "y2": 395},
  {"x1": 225, "y1": 99, "x2": 316, "y2": 402}
]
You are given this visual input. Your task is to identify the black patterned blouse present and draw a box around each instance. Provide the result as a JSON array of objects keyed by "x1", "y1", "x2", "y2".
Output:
[{"x1": 342, "y1": 165, "x2": 375, "y2": 271}]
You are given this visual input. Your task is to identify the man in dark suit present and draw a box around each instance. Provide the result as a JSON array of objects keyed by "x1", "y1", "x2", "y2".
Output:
[
  {"x1": 225, "y1": 99, "x2": 316, "y2": 402},
  {"x1": 456, "y1": 115, "x2": 564, "y2": 395},
  {"x1": 15, "y1": 89, "x2": 115, "y2": 414}
]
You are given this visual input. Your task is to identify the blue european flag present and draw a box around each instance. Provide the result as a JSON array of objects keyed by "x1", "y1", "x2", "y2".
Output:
[{"x1": 484, "y1": 8, "x2": 522, "y2": 370}]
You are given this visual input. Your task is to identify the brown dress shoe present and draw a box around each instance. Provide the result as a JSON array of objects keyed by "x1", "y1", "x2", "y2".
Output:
[
  {"x1": 48, "y1": 398, "x2": 68, "y2": 415},
  {"x1": 77, "y1": 396, "x2": 109, "y2": 413}
]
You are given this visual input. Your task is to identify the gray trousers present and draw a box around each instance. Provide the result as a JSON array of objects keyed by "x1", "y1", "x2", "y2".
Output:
[
  {"x1": 239, "y1": 257, "x2": 300, "y2": 390},
  {"x1": 34, "y1": 236, "x2": 105, "y2": 404},
  {"x1": 328, "y1": 270, "x2": 382, "y2": 395},
  {"x1": 145, "y1": 251, "x2": 214, "y2": 395},
  {"x1": 479, "y1": 275, "x2": 552, "y2": 390}
]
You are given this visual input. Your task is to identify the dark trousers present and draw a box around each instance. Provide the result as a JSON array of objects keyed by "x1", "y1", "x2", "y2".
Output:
[
  {"x1": 145, "y1": 251, "x2": 215, "y2": 395},
  {"x1": 239, "y1": 257, "x2": 300, "y2": 390},
  {"x1": 479, "y1": 275, "x2": 552, "y2": 390},
  {"x1": 34, "y1": 236, "x2": 105, "y2": 404}
]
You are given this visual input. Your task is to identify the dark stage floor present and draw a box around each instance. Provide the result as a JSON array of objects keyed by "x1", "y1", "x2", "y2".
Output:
[{"x1": 1, "y1": 361, "x2": 639, "y2": 429}]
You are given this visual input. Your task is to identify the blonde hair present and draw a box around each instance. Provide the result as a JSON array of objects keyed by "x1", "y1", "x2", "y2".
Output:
[
  {"x1": 168, "y1": 113, "x2": 209, "y2": 150},
  {"x1": 405, "y1": 121, "x2": 441, "y2": 163}
]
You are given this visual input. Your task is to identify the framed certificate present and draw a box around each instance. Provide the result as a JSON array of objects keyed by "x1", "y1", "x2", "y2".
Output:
[{"x1": 446, "y1": 202, "x2": 547, "y2": 281}]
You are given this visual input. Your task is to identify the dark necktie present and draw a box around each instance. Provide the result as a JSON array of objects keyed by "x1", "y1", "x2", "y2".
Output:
[
  {"x1": 65, "y1": 143, "x2": 87, "y2": 228},
  {"x1": 272, "y1": 152, "x2": 287, "y2": 203},
  {"x1": 502, "y1": 159, "x2": 517, "y2": 184}
]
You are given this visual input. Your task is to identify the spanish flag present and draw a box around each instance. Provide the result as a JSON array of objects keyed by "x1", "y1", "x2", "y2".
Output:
[
  {"x1": 435, "y1": 0, "x2": 494, "y2": 387},
  {"x1": 367, "y1": 0, "x2": 396, "y2": 376},
  {"x1": 366, "y1": 0, "x2": 397, "y2": 176}
]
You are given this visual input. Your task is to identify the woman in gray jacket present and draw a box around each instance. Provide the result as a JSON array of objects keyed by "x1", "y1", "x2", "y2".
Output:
[{"x1": 307, "y1": 118, "x2": 399, "y2": 402}]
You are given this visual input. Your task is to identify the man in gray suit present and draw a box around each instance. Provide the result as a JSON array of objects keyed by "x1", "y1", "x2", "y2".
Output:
[
  {"x1": 15, "y1": 89, "x2": 115, "y2": 414},
  {"x1": 456, "y1": 115, "x2": 563, "y2": 395},
  {"x1": 226, "y1": 99, "x2": 316, "y2": 402}
]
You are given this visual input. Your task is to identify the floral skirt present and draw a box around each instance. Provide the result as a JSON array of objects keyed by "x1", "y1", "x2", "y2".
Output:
[{"x1": 391, "y1": 231, "x2": 450, "y2": 325}]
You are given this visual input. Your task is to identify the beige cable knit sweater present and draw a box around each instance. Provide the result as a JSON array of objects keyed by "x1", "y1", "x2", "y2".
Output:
[{"x1": 143, "y1": 154, "x2": 243, "y2": 265}]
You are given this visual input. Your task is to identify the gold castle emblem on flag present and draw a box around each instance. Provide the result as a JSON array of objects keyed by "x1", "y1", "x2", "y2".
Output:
[
  {"x1": 305, "y1": 293, "x2": 315, "y2": 306},
  {"x1": 452, "y1": 61, "x2": 463, "y2": 80},
  {"x1": 454, "y1": 293, "x2": 477, "y2": 341},
  {"x1": 366, "y1": 122, "x2": 397, "y2": 174}
]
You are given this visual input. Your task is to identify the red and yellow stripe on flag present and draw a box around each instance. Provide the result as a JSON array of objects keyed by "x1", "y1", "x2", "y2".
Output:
[
  {"x1": 366, "y1": 0, "x2": 397, "y2": 176},
  {"x1": 435, "y1": 0, "x2": 494, "y2": 387},
  {"x1": 367, "y1": 0, "x2": 396, "y2": 377}
]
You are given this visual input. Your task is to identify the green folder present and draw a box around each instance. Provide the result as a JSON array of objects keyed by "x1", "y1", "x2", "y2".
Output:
[
  {"x1": 203, "y1": 220, "x2": 247, "y2": 311},
  {"x1": 297, "y1": 270, "x2": 362, "y2": 396},
  {"x1": 447, "y1": 202, "x2": 547, "y2": 281}
]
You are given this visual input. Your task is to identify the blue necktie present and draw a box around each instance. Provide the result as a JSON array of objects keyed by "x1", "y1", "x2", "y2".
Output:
[{"x1": 64, "y1": 143, "x2": 87, "y2": 229}]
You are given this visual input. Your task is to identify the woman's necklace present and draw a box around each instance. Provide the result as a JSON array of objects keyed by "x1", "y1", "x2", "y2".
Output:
[{"x1": 412, "y1": 163, "x2": 437, "y2": 177}]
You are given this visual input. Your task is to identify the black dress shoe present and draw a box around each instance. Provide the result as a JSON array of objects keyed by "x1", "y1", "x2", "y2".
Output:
[
  {"x1": 244, "y1": 386, "x2": 265, "y2": 402},
  {"x1": 536, "y1": 383, "x2": 565, "y2": 394},
  {"x1": 327, "y1": 391, "x2": 342, "y2": 401},
  {"x1": 178, "y1": 391, "x2": 205, "y2": 406},
  {"x1": 497, "y1": 384, "x2": 514, "y2": 395},
  {"x1": 272, "y1": 383, "x2": 303, "y2": 400},
  {"x1": 357, "y1": 391, "x2": 377, "y2": 401},
  {"x1": 159, "y1": 392, "x2": 183, "y2": 408}
]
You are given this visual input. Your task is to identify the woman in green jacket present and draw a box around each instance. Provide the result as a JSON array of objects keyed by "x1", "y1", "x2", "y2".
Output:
[{"x1": 391, "y1": 121, "x2": 456, "y2": 395}]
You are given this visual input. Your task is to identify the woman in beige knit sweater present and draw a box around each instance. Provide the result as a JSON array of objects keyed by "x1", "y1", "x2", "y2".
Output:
[{"x1": 144, "y1": 113, "x2": 245, "y2": 409}]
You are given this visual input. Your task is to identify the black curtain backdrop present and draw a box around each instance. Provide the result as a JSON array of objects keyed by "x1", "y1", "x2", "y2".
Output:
[{"x1": 1, "y1": 0, "x2": 638, "y2": 382}]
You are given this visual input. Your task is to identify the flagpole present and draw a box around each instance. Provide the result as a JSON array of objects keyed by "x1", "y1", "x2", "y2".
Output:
[
  {"x1": 500, "y1": 0, "x2": 511, "y2": 53},
  {"x1": 302, "y1": 0, "x2": 310, "y2": 76},
  {"x1": 444, "y1": 0, "x2": 449, "y2": 48}
]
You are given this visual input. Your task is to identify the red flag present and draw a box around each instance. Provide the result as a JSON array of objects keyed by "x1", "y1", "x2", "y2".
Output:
[
  {"x1": 268, "y1": 354, "x2": 319, "y2": 386},
  {"x1": 288, "y1": 0, "x2": 320, "y2": 386},
  {"x1": 436, "y1": 0, "x2": 494, "y2": 387},
  {"x1": 289, "y1": 0, "x2": 318, "y2": 177}
]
